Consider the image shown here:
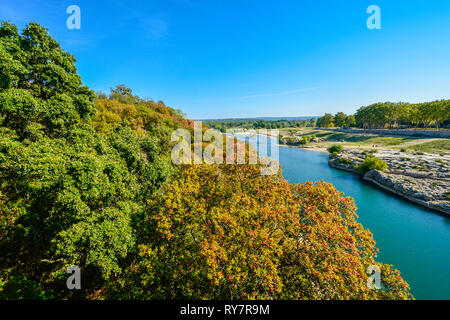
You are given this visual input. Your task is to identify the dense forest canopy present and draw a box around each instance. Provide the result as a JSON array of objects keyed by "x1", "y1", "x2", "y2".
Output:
[
  {"x1": 317, "y1": 101, "x2": 450, "y2": 129},
  {"x1": 207, "y1": 101, "x2": 450, "y2": 131},
  {"x1": 0, "y1": 22, "x2": 412, "y2": 299},
  {"x1": 206, "y1": 118, "x2": 318, "y2": 131}
]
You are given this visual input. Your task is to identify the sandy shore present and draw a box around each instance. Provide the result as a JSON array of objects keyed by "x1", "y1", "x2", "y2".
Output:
[{"x1": 278, "y1": 143, "x2": 329, "y2": 153}]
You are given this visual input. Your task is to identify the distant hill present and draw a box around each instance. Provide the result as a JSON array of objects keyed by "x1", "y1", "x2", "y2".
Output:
[{"x1": 202, "y1": 116, "x2": 319, "y2": 122}]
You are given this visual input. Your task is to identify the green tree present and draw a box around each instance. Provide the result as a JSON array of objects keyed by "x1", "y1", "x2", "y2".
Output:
[
  {"x1": 334, "y1": 112, "x2": 347, "y2": 127},
  {"x1": 0, "y1": 22, "x2": 96, "y2": 138},
  {"x1": 328, "y1": 144, "x2": 343, "y2": 154},
  {"x1": 359, "y1": 156, "x2": 388, "y2": 173},
  {"x1": 430, "y1": 100, "x2": 450, "y2": 130},
  {"x1": 0, "y1": 22, "x2": 172, "y2": 299},
  {"x1": 345, "y1": 115, "x2": 356, "y2": 127},
  {"x1": 419, "y1": 103, "x2": 434, "y2": 128},
  {"x1": 317, "y1": 113, "x2": 335, "y2": 128}
]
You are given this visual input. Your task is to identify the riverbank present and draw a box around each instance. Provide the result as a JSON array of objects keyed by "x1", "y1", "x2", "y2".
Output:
[
  {"x1": 233, "y1": 130, "x2": 450, "y2": 215},
  {"x1": 278, "y1": 142, "x2": 329, "y2": 153},
  {"x1": 234, "y1": 130, "x2": 450, "y2": 299},
  {"x1": 329, "y1": 149, "x2": 450, "y2": 215},
  {"x1": 277, "y1": 127, "x2": 450, "y2": 155}
]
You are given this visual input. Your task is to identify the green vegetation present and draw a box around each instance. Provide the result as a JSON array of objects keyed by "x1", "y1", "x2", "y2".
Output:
[
  {"x1": 328, "y1": 144, "x2": 343, "y2": 154},
  {"x1": 285, "y1": 129, "x2": 416, "y2": 146},
  {"x1": 0, "y1": 21, "x2": 412, "y2": 300},
  {"x1": 277, "y1": 127, "x2": 449, "y2": 155},
  {"x1": 279, "y1": 133, "x2": 317, "y2": 146},
  {"x1": 206, "y1": 117, "x2": 318, "y2": 131},
  {"x1": 299, "y1": 135, "x2": 310, "y2": 145},
  {"x1": 359, "y1": 156, "x2": 389, "y2": 173},
  {"x1": 339, "y1": 158, "x2": 353, "y2": 165},
  {"x1": 206, "y1": 116, "x2": 448, "y2": 156},
  {"x1": 404, "y1": 140, "x2": 450, "y2": 154},
  {"x1": 317, "y1": 112, "x2": 356, "y2": 128},
  {"x1": 318, "y1": 101, "x2": 450, "y2": 130},
  {"x1": 0, "y1": 21, "x2": 189, "y2": 299}
]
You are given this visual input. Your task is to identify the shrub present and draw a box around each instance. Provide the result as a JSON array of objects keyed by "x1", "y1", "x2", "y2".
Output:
[
  {"x1": 327, "y1": 144, "x2": 343, "y2": 154},
  {"x1": 339, "y1": 158, "x2": 353, "y2": 165},
  {"x1": 359, "y1": 156, "x2": 388, "y2": 173},
  {"x1": 300, "y1": 135, "x2": 310, "y2": 145}
]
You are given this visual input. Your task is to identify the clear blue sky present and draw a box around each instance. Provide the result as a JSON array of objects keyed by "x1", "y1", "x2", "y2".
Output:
[{"x1": 2, "y1": 0, "x2": 450, "y2": 119}]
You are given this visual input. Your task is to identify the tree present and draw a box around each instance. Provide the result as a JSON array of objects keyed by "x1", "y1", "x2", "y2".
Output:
[
  {"x1": 319, "y1": 100, "x2": 449, "y2": 130},
  {"x1": 0, "y1": 22, "x2": 96, "y2": 138},
  {"x1": 431, "y1": 100, "x2": 450, "y2": 130},
  {"x1": 109, "y1": 85, "x2": 136, "y2": 104},
  {"x1": 419, "y1": 103, "x2": 434, "y2": 129},
  {"x1": 0, "y1": 22, "x2": 172, "y2": 299},
  {"x1": 345, "y1": 115, "x2": 356, "y2": 127},
  {"x1": 308, "y1": 117, "x2": 317, "y2": 127},
  {"x1": 112, "y1": 164, "x2": 412, "y2": 300},
  {"x1": 317, "y1": 113, "x2": 335, "y2": 128},
  {"x1": 359, "y1": 156, "x2": 388, "y2": 173},
  {"x1": 328, "y1": 144, "x2": 343, "y2": 153},
  {"x1": 334, "y1": 112, "x2": 347, "y2": 127}
]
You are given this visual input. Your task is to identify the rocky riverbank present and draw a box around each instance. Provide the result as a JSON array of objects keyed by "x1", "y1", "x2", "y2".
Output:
[{"x1": 329, "y1": 149, "x2": 450, "y2": 215}]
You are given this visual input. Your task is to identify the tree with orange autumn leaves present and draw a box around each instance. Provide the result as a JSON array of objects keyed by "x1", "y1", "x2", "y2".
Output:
[{"x1": 112, "y1": 163, "x2": 412, "y2": 300}]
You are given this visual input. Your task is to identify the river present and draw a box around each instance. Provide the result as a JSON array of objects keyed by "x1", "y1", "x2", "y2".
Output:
[{"x1": 238, "y1": 134, "x2": 450, "y2": 299}]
